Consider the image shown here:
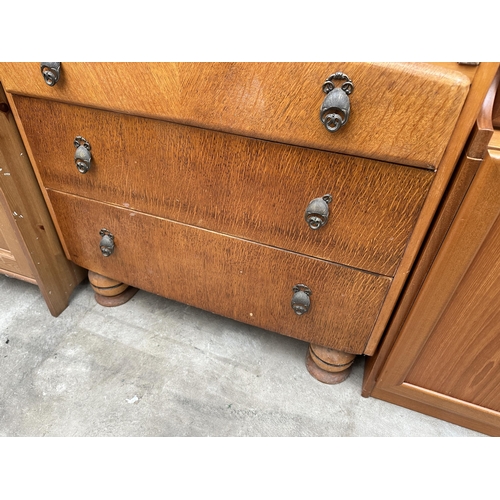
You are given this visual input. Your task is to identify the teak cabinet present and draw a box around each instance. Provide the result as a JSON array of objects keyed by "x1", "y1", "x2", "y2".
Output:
[{"x1": 0, "y1": 62, "x2": 497, "y2": 385}]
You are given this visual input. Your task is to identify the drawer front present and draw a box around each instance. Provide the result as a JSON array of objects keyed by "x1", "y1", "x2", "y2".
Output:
[
  {"x1": 48, "y1": 190, "x2": 391, "y2": 354},
  {"x1": 4, "y1": 62, "x2": 470, "y2": 168},
  {"x1": 15, "y1": 96, "x2": 434, "y2": 277}
]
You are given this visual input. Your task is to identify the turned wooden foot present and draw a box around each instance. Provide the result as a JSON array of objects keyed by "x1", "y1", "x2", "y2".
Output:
[
  {"x1": 88, "y1": 271, "x2": 138, "y2": 307},
  {"x1": 306, "y1": 344, "x2": 356, "y2": 384}
]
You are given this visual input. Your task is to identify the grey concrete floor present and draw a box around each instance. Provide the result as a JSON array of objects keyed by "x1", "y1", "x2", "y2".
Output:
[{"x1": 0, "y1": 273, "x2": 484, "y2": 437}]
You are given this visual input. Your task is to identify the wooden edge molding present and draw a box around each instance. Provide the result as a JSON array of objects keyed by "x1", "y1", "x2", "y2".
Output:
[{"x1": 371, "y1": 384, "x2": 500, "y2": 436}]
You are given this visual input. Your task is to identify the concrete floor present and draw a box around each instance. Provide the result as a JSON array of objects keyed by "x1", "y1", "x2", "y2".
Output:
[{"x1": 0, "y1": 273, "x2": 484, "y2": 437}]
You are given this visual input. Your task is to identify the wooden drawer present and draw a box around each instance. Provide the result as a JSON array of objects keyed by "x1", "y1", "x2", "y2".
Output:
[
  {"x1": 3, "y1": 62, "x2": 470, "y2": 168},
  {"x1": 48, "y1": 189, "x2": 392, "y2": 354},
  {"x1": 14, "y1": 95, "x2": 434, "y2": 277}
]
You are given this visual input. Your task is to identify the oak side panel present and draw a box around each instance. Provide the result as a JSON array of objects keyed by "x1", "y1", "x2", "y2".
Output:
[
  {"x1": 48, "y1": 189, "x2": 391, "y2": 354},
  {"x1": 13, "y1": 95, "x2": 434, "y2": 277},
  {"x1": 0, "y1": 84, "x2": 86, "y2": 316},
  {"x1": 0, "y1": 62, "x2": 470, "y2": 168}
]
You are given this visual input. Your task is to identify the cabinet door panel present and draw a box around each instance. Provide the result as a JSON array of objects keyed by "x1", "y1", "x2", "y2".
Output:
[{"x1": 406, "y1": 210, "x2": 500, "y2": 412}]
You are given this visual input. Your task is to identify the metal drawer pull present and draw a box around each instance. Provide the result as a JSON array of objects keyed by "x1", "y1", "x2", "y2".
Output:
[
  {"x1": 320, "y1": 72, "x2": 354, "y2": 132},
  {"x1": 291, "y1": 284, "x2": 312, "y2": 315},
  {"x1": 40, "y1": 62, "x2": 61, "y2": 86},
  {"x1": 74, "y1": 136, "x2": 92, "y2": 174},
  {"x1": 99, "y1": 229, "x2": 115, "y2": 257},
  {"x1": 305, "y1": 194, "x2": 332, "y2": 230}
]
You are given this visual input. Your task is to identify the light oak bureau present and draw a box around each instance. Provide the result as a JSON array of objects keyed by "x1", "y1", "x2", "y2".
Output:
[{"x1": 0, "y1": 62, "x2": 497, "y2": 383}]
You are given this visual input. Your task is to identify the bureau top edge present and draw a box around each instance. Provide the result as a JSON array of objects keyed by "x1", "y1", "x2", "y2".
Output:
[{"x1": 0, "y1": 62, "x2": 472, "y2": 169}]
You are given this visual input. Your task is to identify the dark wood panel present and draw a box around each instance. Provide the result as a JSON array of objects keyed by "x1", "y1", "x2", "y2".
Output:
[
  {"x1": 48, "y1": 189, "x2": 391, "y2": 354},
  {"x1": 14, "y1": 96, "x2": 434, "y2": 277},
  {"x1": 1, "y1": 62, "x2": 470, "y2": 168}
]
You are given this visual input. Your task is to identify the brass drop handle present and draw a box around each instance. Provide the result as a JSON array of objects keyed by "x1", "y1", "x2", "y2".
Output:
[
  {"x1": 99, "y1": 229, "x2": 114, "y2": 257},
  {"x1": 40, "y1": 62, "x2": 61, "y2": 86},
  {"x1": 74, "y1": 136, "x2": 92, "y2": 174},
  {"x1": 320, "y1": 72, "x2": 354, "y2": 132},
  {"x1": 305, "y1": 194, "x2": 332, "y2": 230},
  {"x1": 291, "y1": 284, "x2": 312, "y2": 315}
]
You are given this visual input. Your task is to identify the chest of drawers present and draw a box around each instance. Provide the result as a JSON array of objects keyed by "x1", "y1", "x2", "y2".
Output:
[{"x1": 1, "y1": 62, "x2": 496, "y2": 383}]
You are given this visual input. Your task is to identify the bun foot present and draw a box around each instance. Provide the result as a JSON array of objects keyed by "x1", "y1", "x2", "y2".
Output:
[
  {"x1": 88, "y1": 271, "x2": 138, "y2": 307},
  {"x1": 306, "y1": 344, "x2": 356, "y2": 384}
]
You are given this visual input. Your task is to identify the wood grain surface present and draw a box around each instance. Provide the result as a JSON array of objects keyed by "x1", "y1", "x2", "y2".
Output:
[
  {"x1": 0, "y1": 62, "x2": 470, "y2": 168},
  {"x1": 368, "y1": 142, "x2": 500, "y2": 435},
  {"x1": 380, "y1": 145, "x2": 500, "y2": 380},
  {"x1": 370, "y1": 385, "x2": 500, "y2": 436},
  {"x1": 0, "y1": 84, "x2": 86, "y2": 315},
  {"x1": 14, "y1": 95, "x2": 434, "y2": 277},
  {"x1": 405, "y1": 209, "x2": 500, "y2": 412},
  {"x1": 363, "y1": 65, "x2": 500, "y2": 386},
  {"x1": 47, "y1": 189, "x2": 392, "y2": 354},
  {"x1": 362, "y1": 62, "x2": 499, "y2": 356},
  {"x1": 363, "y1": 153, "x2": 485, "y2": 390},
  {"x1": 0, "y1": 186, "x2": 34, "y2": 280}
]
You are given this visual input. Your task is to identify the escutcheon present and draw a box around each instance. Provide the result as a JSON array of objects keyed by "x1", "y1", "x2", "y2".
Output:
[
  {"x1": 320, "y1": 72, "x2": 354, "y2": 132},
  {"x1": 291, "y1": 284, "x2": 312, "y2": 315}
]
